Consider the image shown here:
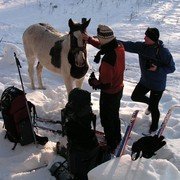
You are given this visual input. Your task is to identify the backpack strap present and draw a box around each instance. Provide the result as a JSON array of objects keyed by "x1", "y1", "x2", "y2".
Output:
[
  {"x1": 4, "y1": 132, "x2": 18, "y2": 150},
  {"x1": 74, "y1": 107, "x2": 96, "y2": 132},
  {"x1": 91, "y1": 112, "x2": 96, "y2": 132},
  {"x1": 27, "y1": 101, "x2": 37, "y2": 122},
  {"x1": 12, "y1": 142, "x2": 18, "y2": 150},
  {"x1": 155, "y1": 43, "x2": 160, "y2": 61}
]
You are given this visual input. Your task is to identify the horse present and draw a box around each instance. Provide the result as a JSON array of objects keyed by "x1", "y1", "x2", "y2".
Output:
[{"x1": 22, "y1": 18, "x2": 91, "y2": 95}]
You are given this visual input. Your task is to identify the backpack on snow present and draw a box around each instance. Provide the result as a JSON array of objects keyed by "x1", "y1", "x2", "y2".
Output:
[
  {"x1": 1, "y1": 86, "x2": 48, "y2": 150},
  {"x1": 53, "y1": 88, "x2": 110, "y2": 180}
]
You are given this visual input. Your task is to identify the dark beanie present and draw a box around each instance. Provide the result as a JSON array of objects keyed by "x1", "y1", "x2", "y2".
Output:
[{"x1": 145, "y1": 27, "x2": 159, "y2": 42}]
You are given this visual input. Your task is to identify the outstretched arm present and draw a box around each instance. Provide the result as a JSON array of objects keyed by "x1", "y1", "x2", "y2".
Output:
[
  {"x1": 117, "y1": 40, "x2": 143, "y2": 54},
  {"x1": 81, "y1": 32, "x2": 101, "y2": 49}
]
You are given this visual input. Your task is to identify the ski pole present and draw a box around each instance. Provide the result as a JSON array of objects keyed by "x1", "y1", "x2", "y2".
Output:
[
  {"x1": 14, "y1": 52, "x2": 38, "y2": 147},
  {"x1": 33, "y1": 124, "x2": 62, "y2": 135},
  {"x1": 35, "y1": 116, "x2": 62, "y2": 124}
]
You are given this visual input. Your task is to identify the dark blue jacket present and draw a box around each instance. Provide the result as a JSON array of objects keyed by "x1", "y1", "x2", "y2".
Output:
[{"x1": 118, "y1": 40, "x2": 175, "y2": 91}]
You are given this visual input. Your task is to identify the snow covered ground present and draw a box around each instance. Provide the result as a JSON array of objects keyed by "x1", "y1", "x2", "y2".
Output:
[{"x1": 0, "y1": 0, "x2": 179, "y2": 179}]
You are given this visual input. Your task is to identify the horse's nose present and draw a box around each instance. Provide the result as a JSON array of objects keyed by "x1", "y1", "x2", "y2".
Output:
[{"x1": 75, "y1": 52, "x2": 86, "y2": 67}]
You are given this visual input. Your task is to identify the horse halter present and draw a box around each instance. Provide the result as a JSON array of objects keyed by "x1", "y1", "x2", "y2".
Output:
[
  {"x1": 69, "y1": 30, "x2": 87, "y2": 57},
  {"x1": 67, "y1": 18, "x2": 90, "y2": 79}
]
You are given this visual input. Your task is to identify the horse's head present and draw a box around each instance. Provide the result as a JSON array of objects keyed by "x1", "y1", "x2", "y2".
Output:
[{"x1": 68, "y1": 18, "x2": 91, "y2": 79}]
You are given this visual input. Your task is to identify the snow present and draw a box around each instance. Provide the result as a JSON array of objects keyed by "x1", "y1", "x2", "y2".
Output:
[{"x1": 0, "y1": 0, "x2": 179, "y2": 179}]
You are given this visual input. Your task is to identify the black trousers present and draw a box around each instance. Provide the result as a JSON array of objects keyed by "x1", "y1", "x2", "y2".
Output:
[
  {"x1": 100, "y1": 89, "x2": 123, "y2": 151},
  {"x1": 131, "y1": 83, "x2": 163, "y2": 131}
]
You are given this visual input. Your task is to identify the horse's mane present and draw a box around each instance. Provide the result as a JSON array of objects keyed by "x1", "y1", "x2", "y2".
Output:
[{"x1": 39, "y1": 23, "x2": 65, "y2": 37}]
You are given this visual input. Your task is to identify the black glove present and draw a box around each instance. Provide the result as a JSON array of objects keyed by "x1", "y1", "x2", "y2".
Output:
[
  {"x1": 90, "y1": 72, "x2": 96, "y2": 79},
  {"x1": 131, "y1": 135, "x2": 166, "y2": 161},
  {"x1": 88, "y1": 72, "x2": 98, "y2": 90},
  {"x1": 88, "y1": 79, "x2": 98, "y2": 90}
]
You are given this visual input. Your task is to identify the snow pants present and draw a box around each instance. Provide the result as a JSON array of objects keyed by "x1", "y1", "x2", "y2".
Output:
[
  {"x1": 131, "y1": 83, "x2": 163, "y2": 131},
  {"x1": 100, "y1": 89, "x2": 123, "y2": 151}
]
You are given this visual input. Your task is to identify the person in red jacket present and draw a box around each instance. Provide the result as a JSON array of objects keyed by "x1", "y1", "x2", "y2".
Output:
[{"x1": 82, "y1": 25, "x2": 125, "y2": 152}]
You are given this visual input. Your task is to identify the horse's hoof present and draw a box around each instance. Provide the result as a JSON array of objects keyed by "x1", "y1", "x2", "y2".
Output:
[{"x1": 38, "y1": 86, "x2": 46, "y2": 90}]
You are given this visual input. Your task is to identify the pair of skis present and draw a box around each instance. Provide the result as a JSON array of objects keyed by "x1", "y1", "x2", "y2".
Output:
[{"x1": 97, "y1": 105, "x2": 180, "y2": 158}]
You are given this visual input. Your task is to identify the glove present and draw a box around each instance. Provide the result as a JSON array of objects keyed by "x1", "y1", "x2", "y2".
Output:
[
  {"x1": 131, "y1": 135, "x2": 166, "y2": 161},
  {"x1": 88, "y1": 79, "x2": 98, "y2": 90},
  {"x1": 88, "y1": 72, "x2": 98, "y2": 90},
  {"x1": 90, "y1": 72, "x2": 96, "y2": 79}
]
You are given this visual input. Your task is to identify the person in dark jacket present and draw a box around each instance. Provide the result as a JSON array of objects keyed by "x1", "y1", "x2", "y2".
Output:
[
  {"x1": 118, "y1": 27, "x2": 175, "y2": 133},
  {"x1": 82, "y1": 25, "x2": 125, "y2": 152}
]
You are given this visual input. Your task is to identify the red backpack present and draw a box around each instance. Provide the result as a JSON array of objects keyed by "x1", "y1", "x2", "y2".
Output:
[{"x1": 1, "y1": 86, "x2": 48, "y2": 150}]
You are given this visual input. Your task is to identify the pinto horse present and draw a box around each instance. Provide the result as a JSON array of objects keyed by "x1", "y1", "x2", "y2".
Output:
[{"x1": 23, "y1": 18, "x2": 90, "y2": 94}]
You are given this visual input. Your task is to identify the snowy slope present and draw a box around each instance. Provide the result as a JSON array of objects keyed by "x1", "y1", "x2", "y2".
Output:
[{"x1": 0, "y1": 0, "x2": 179, "y2": 179}]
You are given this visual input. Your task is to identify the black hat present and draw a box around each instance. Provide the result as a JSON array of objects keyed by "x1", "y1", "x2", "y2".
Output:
[{"x1": 145, "y1": 27, "x2": 159, "y2": 42}]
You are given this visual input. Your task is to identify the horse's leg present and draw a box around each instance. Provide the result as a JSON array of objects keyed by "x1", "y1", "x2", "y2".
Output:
[
  {"x1": 63, "y1": 76, "x2": 74, "y2": 95},
  {"x1": 75, "y1": 78, "x2": 84, "y2": 89},
  {"x1": 36, "y1": 62, "x2": 45, "y2": 89},
  {"x1": 27, "y1": 56, "x2": 36, "y2": 90}
]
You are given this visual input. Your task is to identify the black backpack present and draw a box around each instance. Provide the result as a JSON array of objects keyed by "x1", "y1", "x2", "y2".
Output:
[
  {"x1": 61, "y1": 87, "x2": 96, "y2": 137},
  {"x1": 1, "y1": 86, "x2": 48, "y2": 150},
  {"x1": 58, "y1": 88, "x2": 110, "y2": 180}
]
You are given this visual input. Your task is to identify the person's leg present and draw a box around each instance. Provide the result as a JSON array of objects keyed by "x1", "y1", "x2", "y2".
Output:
[
  {"x1": 131, "y1": 83, "x2": 150, "y2": 104},
  {"x1": 100, "y1": 92, "x2": 108, "y2": 128},
  {"x1": 112, "y1": 89, "x2": 123, "y2": 144},
  {"x1": 149, "y1": 90, "x2": 163, "y2": 132},
  {"x1": 100, "y1": 92, "x2": 118, "y2": 151}
]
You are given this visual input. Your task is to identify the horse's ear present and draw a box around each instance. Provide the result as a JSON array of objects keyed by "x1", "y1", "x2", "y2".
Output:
[
  {"x1": 68, "y1": 18, "x2": 74, "y2": 28},
  {"x1": 82, "y1": 18, "x2": 91, "y2": 30}
]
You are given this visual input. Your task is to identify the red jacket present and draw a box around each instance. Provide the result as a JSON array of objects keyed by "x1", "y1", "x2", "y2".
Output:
[{"x1": 89, "y1": 37, "x2": 125, "y2": 94}]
